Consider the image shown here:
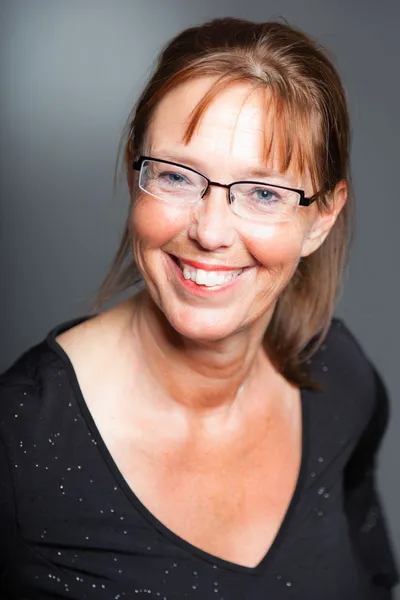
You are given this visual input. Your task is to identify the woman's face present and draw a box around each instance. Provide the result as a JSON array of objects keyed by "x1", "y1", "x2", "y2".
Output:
[{"x1": 129, "y1": 78, "x2": 344, "y2": 342}]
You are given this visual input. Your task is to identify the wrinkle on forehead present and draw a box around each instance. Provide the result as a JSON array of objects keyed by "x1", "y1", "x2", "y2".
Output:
[{"x1": 188, "y1": 84, "x2": 268, "y2": 162}]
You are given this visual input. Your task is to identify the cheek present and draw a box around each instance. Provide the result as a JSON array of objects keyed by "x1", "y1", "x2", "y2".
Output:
[
  {"x1": 242, "y1": 222, "x2": 305, "y2": 270},
  {"x1": 130, "y1": 194, "x2": 187, "y2": 250}
]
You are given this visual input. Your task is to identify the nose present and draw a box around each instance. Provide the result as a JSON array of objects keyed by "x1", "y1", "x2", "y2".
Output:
[{"x1": 188, "y1": 185, "x2": 238, "y2": 250}]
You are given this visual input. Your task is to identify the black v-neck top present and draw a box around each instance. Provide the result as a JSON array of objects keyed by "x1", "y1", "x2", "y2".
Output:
[{"x1": 0, "y1": 316, "x2": 398, "y2": 600}]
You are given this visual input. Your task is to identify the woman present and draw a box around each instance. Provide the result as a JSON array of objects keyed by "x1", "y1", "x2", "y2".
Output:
[{"x1": 0, "y1": 17, "x2": 398, "y2": 600}]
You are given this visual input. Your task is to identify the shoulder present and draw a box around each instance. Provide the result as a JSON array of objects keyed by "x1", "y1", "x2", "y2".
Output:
[
  {"x1": 324, "y1": 317, "x2": 376, "y2": 382},
  {"x1": 0, "y1": 302, "x2": 133, "y2": 433},
  {"x1": 0, "y1": 308, "x2": 108, "y2": 414},
  {"x1": 317, "y1": 317, "x2": 378, "y2": 398},
  {"x1": 0, "y1": 336, "x2": 63, "y2": 427},
  {"x1": 0, "y1": 311, "x2": 98, "y2": 441},
  {"x1": 308, "y1": 318, "x2": 387, "y2": 441}
]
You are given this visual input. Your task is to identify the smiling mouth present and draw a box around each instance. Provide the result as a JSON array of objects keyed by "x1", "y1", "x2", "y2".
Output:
[{"x1": 169, "y1": 254, "x2": 245, "y2": 287}]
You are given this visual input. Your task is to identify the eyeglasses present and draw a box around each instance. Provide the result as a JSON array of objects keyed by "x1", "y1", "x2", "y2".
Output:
[{"x1": 132, "y1": 156, "x2": 321, "y2": 223}]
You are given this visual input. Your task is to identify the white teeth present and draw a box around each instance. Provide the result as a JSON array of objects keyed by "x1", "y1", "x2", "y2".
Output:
[{"x1": 181, "y1": 264, "x2": 243, "y2": 287}]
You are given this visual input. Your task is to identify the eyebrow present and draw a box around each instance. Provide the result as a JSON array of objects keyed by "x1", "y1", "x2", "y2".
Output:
[
  {"x1": 151, "y1": 151, "x2": 288, "y2": 181},
  {"x1": 153, "y1": 152, "x2": 207, "y2": 174},
  {"x1": 245, "y1": 167, "x2": 284, "y2": 179}
]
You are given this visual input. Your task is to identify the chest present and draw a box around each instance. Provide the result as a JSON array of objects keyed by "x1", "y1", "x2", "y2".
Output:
[
  {"x1": 104, "y1": 399, "x2": 302, "y2": 568},
  {"x1": 55, "y1": 327, "x2": 303, "y2": 568}
]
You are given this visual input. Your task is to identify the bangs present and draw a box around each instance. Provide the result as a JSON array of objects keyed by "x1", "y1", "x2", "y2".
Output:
[{"x1": 181, "y1": 76, "x2": 324, "y2": 192}]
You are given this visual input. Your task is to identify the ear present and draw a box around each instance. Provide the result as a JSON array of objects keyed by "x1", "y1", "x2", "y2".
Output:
[{"x1": 301, "y1": 180, "x2": 348, "y2": 257}]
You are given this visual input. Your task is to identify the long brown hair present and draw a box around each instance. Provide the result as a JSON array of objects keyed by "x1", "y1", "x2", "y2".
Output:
[{"x1": 93, "y1": 17, "x2": 353, "y2": 390}]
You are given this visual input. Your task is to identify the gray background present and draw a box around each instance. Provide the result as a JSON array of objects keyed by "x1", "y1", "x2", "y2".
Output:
[{"x1": 1, "y1": 0, "x2": 399, "y2": 593}]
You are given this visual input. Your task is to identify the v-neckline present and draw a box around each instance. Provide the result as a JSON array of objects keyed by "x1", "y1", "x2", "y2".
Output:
[{"x1": 46, "y1": 315, "x2": 310, "y2": 576}]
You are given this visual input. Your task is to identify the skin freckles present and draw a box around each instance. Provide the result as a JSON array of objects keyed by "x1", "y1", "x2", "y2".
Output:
[{"x1": 126, "y1": 76, "x2": 346, "y2": 419}]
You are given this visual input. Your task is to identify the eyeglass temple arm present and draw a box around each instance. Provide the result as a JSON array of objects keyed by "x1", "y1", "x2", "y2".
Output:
[{"x1": 300, "y1": 189, "x2": 328, "y2": 206}]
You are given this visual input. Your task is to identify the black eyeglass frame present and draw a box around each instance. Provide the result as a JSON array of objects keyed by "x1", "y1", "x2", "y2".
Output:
[{"x1": 133, "y1": 155, "x2": 322, "y2": 207}]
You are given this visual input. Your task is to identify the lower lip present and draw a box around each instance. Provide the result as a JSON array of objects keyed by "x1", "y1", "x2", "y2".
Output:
[{"x1": 166, "y1": 254, "x2": 253, "y2": 297}]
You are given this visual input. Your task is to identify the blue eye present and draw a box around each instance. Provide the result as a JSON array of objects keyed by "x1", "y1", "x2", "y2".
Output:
[
  {"x1": 252, "y1": 188, "x2": 280, "y2": 203},
  {"x1": 159, "y1": 171, "x2": 192, "y2": 186}
]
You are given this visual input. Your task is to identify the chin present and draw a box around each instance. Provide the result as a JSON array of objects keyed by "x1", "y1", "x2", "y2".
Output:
[{"x1": 163, "y1": 302, "x2": 244, "y2": 343}]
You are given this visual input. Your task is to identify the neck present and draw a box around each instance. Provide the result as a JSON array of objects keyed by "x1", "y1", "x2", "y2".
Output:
[{"x1": 128, "y1": 290, "x2": 278, "y2": 426}]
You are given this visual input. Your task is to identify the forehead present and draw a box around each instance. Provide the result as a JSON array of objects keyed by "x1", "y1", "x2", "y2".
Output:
[{"x1": 146, "y1": 78, "x2": 277, "y2": 166}]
